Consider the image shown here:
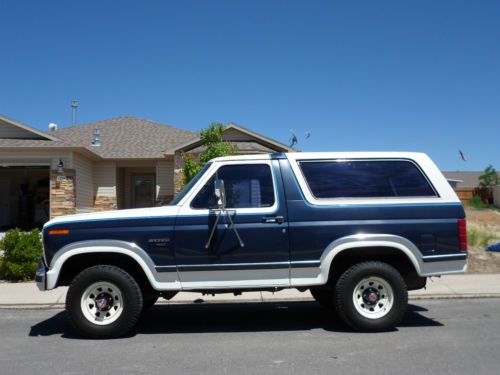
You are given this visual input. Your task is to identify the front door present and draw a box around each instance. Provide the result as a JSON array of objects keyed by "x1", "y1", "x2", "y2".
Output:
[
  {"x1": 131, "y1": 174, "x2": 156, "y2": 208},
  {"x1": 173, "y1": 160, "x2": 290, "y2": 289}
]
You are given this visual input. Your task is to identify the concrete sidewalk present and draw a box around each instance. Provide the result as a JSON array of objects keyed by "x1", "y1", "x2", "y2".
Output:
[{"x1": 1, "y1": 274, "x2": 499, "y2": 309}]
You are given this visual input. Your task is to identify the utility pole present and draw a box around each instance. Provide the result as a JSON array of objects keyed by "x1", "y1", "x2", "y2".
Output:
[{"x1": 71, "y1": 100, "x2": 78, "y2": 125}]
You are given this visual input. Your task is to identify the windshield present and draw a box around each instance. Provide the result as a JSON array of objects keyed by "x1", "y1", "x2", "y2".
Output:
[{"x1": 169, "y1": 163, "x2": 212, "y2": 205}]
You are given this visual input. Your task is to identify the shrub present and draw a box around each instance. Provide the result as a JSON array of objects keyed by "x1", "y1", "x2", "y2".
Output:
[
  {"x1": 468, "y1": 195, "x2": 490, "y2": 209},
  {"x1": 0, "y1": 229, "x2": 43, "y2": 281},
  {"x1": 182, "y1": 123, "x2": 236, "y2": 185},
  {"x1": 478, "y1": 165, "x2": 499, "y2": 194},
  {"x1": 182, "y1": 153, "x2": 203, "y2": 185},
  {"x1": 467, "y1": 224, "x2": 498, "y2": 248}
]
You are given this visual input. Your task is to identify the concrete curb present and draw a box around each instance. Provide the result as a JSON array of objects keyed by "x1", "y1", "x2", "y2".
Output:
[
  {"x1": 1, "y1": 293, "x2": 500, "y2": 310},
  {"x1": 1, "y1": 274, "x2": 499, "y2": 309}
]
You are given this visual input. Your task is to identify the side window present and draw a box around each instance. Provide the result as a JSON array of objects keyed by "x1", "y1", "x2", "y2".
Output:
[
  {"x1": 191, "y1": 164, "x2": 275, "y2": 209},
  {"x1": 298, "y1": 160, "x2": 437, "y2": 199}
]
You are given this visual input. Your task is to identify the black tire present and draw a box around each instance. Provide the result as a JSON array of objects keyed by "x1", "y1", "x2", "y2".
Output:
[
  {"x1": 66, "y1": 265, "x2": 143, "y2": 339},
  {"x1": 310, "y1": 288, "x2": 335, "y2": 309},
  {"x1": 334, "y1": 261, "x2": 408, "y2": 332},
  {"x1": 142, "y1": 292, "x2": 160, "y2": 312}
]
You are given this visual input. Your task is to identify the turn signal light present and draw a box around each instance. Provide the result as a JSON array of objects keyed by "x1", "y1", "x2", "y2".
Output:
[
  {"x1": 49, "y1": 229, "x2": 70, "y2": 235},
  {"x1": 458, "y1": 218, "x2": 467, "y2": 252}
]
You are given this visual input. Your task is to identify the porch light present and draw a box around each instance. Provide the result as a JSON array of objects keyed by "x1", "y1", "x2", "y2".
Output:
[{"x1": 57, "y1": 159, "x2": 64, "y2": 173}]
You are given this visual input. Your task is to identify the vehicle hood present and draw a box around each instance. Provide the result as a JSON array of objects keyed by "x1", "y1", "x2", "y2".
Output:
[{"x1": 44, "y1": 205, "x2": 180, "y2": 228}]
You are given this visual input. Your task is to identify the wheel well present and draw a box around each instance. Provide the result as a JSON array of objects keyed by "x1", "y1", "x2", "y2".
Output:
[
  {"x1": 328, "y1": 246, "x2": 425, "y2": 290},
  {"x1": 56, "y1": 253, "x2": 154, "y2": 293}
]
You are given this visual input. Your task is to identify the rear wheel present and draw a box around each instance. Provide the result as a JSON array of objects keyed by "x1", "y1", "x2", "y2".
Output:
[
  {"x1": 66, "y1": 265, "x2": 143, "y2": 339},
  {"x1": 335, "y1": 261, "x2": 408, "y2": 332}
]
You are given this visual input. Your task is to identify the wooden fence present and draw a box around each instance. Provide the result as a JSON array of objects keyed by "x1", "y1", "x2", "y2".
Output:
[{"x1": 455, "y1": 188, "x2": 492, "y2": 206}]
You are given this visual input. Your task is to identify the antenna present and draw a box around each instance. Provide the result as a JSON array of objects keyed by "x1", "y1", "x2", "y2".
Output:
[
  {"x1": 288, "y1": 129, "x2": 312, "y2": 148},
  {"x1": 71, "y1": 100, "x2": 78, "y2": 125},
  {"x1": 289, "y1": 129, "x2": 298, "y2": 147}
]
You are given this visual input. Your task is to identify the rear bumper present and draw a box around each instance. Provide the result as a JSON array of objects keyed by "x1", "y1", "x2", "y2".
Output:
[{"x1": 420, "y1": 253, "x2": 468, "y2": 276}]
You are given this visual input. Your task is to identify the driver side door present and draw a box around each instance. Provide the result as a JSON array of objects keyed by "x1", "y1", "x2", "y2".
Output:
[{"x1": 173, "y1": 160, "x2": 290, "y2": 289}]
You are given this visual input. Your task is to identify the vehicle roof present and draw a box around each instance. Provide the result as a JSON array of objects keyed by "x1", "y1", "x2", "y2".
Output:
[{"x1": 211, "y1": 151, "x2": 429, "y2": 162}]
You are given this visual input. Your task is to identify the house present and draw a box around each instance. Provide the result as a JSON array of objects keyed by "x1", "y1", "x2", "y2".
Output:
[
  {"x1": 442, "y1": 171, "x2": 484, "y2": 189},
  {"x1": 442, "y1": 171, "x2": 500, "y2": 205},
  {"x1": 0, "y1": 114, "x2": 292, "y2": 230}
]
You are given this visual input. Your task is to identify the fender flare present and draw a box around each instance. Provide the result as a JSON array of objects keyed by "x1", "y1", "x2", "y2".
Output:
[
  {"x1": 318, "y1": 234, "x2": 423, "y2": 282},
  {"x1": 46, "y1": 240, "x2": 180, "y2": 290}
]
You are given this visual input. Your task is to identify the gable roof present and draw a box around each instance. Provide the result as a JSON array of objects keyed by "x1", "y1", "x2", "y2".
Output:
[
  {"x1": 188, "y1": 141, "x2": 279, "y2": 154},
  {"x1": 0, "y1": 114, "x2": 59, "y2": 141},
  {"x1": 1, "y1": 115, "x2": 292, "y2": 159},
  {"x1": 443, "y1": 171, "x2": 500, "y2": 189},
  {"x1": 53, "y1": 116, "x2": 196, "y2": 159},
  {"x1": 167, "y1": 123, "x2": 293, "y2": 154}
]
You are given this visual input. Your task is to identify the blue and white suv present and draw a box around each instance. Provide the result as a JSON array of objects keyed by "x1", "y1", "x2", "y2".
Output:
[{"x1": 37, "y1": 152, "x2": 467, "y2": 338}]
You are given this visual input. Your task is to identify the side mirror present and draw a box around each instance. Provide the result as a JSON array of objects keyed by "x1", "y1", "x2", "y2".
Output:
[{"x1": 214, "y1": 179, "x2": 226, "y2": 209}]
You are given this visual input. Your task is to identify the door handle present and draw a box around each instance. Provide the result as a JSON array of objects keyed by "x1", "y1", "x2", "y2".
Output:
[{"x1": 262, "y1": 215, "x2": 284, "y2": 224}]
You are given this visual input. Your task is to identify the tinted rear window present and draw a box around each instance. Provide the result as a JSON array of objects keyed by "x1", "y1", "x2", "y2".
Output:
[{"x1": 298, "y1": 160, "x2": 437, "y2": 199}]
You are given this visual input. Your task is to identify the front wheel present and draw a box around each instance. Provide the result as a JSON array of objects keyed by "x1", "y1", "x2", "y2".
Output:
[
  {"x1": 66, "y1": 265, "x2": 143, "y2": 339},
  {"x1": 335, "y1": 261, "x2": 408, "y2": 332}
]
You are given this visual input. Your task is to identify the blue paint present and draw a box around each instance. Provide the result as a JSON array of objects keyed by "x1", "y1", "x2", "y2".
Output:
[
  {"x1": 172, "y1": 160, "x2": 290, "y2": 282},
  {"x1": 487, "y1": 243, "x2": 500, "y2": 252},
  {"x1": 421, "y1": 253, "x2": 467, "y2": 263},
  {"x1": 43, "y1": 157, "x2": 466, "y2": 283}
]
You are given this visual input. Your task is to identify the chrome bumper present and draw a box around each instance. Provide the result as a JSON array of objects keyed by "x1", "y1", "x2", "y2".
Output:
[{"x1": 35, "y1": 259, "x2": 47, "y2": 291}]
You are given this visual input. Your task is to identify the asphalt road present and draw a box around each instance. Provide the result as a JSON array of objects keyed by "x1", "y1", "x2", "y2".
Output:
[{"x1": 1, "y1": 299, "x2": 499, "y2": 374}]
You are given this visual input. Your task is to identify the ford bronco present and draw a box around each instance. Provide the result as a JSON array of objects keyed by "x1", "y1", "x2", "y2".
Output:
[{"x1": 37, "y1": 152, "x2": 467, "y2": 338}]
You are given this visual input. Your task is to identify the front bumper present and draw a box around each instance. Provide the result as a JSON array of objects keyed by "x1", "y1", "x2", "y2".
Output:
[{"x1": 35, "y1": 259, "x2": 47, "y2": 291}]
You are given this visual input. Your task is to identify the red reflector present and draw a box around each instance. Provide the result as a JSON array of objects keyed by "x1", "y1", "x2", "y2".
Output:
[
  {"x1": 458, "y1": 218, "x2": 467, "y2": 252},
  {"x1": 49, "y1": 229, "x2": 70, "y2": 235}
]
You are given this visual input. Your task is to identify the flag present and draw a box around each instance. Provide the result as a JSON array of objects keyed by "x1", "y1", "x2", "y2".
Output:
[{"x1": 459, "y1": 150, "x2": 467, "y2": 162}]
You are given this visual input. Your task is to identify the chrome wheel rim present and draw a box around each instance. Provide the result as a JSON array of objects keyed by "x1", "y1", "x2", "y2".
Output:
[
  {"x1": 352, "y1": 276, "x2": 394, "y2": 319},
  {"x1": 81, "y1": 281, "x2": 124, "y2": 325}
]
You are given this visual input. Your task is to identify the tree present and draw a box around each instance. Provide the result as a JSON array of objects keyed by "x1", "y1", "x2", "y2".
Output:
[
  {"x1": 182, "y1": 123, "x2": 237, "y2": 184},
  {"x1": 478, "y1": 164, "x2": 499, "y2": 194}
]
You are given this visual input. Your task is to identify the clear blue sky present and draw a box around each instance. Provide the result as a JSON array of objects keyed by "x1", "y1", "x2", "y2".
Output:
[{"x1": 1, "y1": 0, "x2": 499, "y2": 171}]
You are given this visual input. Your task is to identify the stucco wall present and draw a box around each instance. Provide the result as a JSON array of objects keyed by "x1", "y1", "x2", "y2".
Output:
[
  {"x1": 93, "y1": 161, "x2": 117, "y2": 210},
  {"x1": 0, "y1": 120, "x2": 46, "y2": 139},
  {"x1": 157, "y1": 159, "x2": 174, "y2": 203},
  {"x1": 72, "y1": 152, "x2": 93, "y2": 209},
  {"x1": 494, "y1": 186, "x2": 500, "y2": 208},
  {"x1": 222, "y1": 127, "x2": 255, "y2": 141}
]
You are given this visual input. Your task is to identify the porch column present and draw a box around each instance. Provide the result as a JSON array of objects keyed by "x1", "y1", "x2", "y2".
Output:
[
  {"x1": 173, "y1": 152, "x2": 184, "y2": 196},
  {"x1": 94, "y1": 195, "x2": 118, "y2": 211},
  {"x1": 50, "y1": 170, "x2": 76, "y2": 218}
]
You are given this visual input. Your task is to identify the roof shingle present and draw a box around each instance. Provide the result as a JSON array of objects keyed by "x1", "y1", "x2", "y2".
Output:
[{"x1": 52, "y1": 116, "x2": 197, "y2": 159}]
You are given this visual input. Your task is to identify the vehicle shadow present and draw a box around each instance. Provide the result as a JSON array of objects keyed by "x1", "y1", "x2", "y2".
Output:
[{"x1": 29, "y1": 301, "x2": 442, "y2": 339}]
